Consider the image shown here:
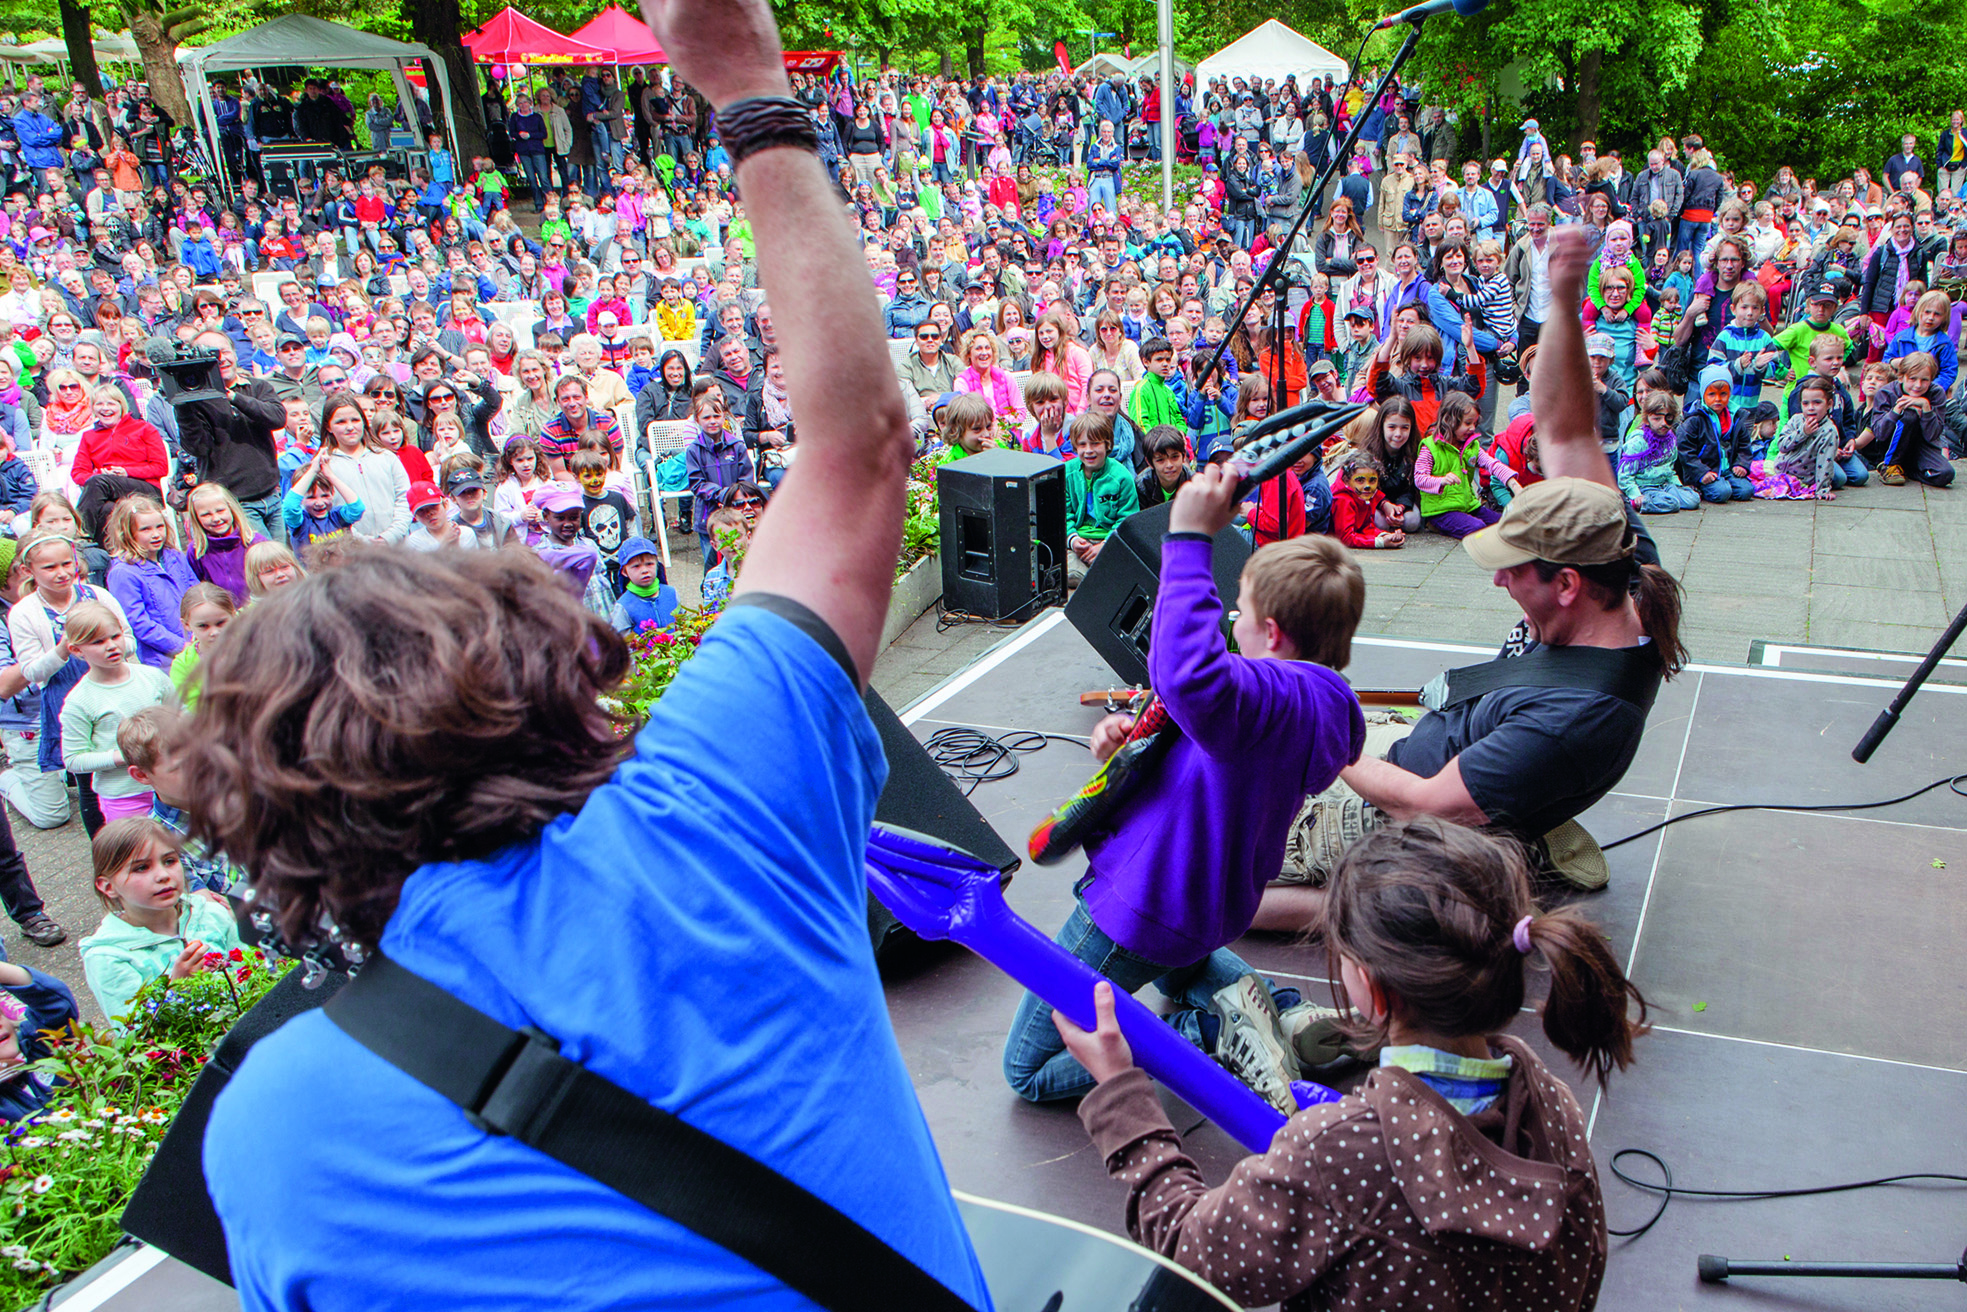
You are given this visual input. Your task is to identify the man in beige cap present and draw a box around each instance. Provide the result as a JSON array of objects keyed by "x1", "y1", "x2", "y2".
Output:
[{"x1": 1260, "y1": 225, "x2": 1687, "y2": 935}]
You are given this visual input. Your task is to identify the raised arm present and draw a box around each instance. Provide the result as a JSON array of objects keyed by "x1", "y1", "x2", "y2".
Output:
[
  {"x1": 1527, "y1": 226, "x2": 1615, "y2": 488},
  {"x1": 644, "y1": 0, "x2": 911, "y2": 687}
]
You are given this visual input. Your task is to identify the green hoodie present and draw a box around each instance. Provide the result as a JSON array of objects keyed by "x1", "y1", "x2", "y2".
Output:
[{"x1": 80, "y1": 893, "x2": 243, "y2": 1028}]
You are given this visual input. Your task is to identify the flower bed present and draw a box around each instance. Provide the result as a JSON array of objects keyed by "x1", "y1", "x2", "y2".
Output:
[
  {"x1": 615, "y1": 458, "x2": 945, "y2": 714},
  {"x1": 0, "y1": 951, "x2": 292, "y2": 1306}
]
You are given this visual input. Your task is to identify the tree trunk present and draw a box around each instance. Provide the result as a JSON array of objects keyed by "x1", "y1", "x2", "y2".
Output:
[
  {"x1": 1573, "y1": 47, "x2": 1602, "y2": 152},
  {"x1": 965, "y1": 28, "x2": 986, "y2": 78},
  {"x1": 124, "y1": 11, "x2": 194, "y2": 127},
  {"x1": 405, "y1": 0, "x2": 490, "y2": 161},
  {"x1": 940, "y1": 50, "x2": 954, "y2": 77},
  {"x1": 60, "y1": 0, "x2": 104, "y2": 98}
]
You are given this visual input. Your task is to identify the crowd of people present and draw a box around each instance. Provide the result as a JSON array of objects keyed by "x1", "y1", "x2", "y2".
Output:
[{"x1": 0, "y1": 16, "x2": 1954, "y2": 1304}]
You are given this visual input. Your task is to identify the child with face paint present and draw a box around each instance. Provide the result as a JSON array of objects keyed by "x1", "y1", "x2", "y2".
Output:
[{"x1": 1330, "y1": 454, "x2": 1407, "y2": 549}]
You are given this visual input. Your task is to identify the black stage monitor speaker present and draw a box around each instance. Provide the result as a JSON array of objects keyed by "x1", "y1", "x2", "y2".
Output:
[
  {"x1": 937, "y1": 449, "x2": 1068, "y2": 622},
  {"x1": 123, "y1": 690, "x2": 1015, "y2": 1287},
  {"x1": 1064, "y1": 501, "x2": 1251, "y2": 688}
]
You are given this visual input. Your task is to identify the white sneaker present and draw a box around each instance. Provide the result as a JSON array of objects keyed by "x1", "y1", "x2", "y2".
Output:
[{"x1": 1210, "y1": 974, "x2": 1300, "y2": 1113}]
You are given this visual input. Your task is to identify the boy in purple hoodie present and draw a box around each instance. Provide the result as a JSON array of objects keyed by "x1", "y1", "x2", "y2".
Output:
[{"x1": 1003, "y1": 464, "x2": 1367, "y2": 1111}]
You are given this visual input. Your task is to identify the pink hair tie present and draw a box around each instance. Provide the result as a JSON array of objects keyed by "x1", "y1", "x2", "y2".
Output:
[{"x1": 1512, "y1": 915, "x2": 1535, "y2": 955}]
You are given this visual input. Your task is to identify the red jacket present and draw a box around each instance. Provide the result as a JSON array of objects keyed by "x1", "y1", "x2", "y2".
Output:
[
  {"x1": 1332, "y1": 486, "x2": 1386, "y2": 548},
  {"x1": 1245, "y1": 470, "x2": 1305, "y2": 546},
  {"x1": 70, "y1": 413, "x2": 170, "y2": 485}
]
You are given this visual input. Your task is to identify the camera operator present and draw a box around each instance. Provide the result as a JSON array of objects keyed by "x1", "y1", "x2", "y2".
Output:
[{"x1": 176, "y1": 330, "x2": 286, "y2": 539}]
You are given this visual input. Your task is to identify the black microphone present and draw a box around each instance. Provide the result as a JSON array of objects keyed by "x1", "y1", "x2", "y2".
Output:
[{"x1": 1372, "y1": 0, "x2": 1490, "y2": 28}]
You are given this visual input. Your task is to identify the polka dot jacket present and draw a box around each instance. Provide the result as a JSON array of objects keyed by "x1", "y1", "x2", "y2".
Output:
[{"x1": 1077, "y1": 1035, "x2": 1607, "y2": 1310}]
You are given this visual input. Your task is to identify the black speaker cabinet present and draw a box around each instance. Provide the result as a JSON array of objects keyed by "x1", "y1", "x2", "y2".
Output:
[
  {"x1": 937, "y1": 450, "x2": 1068, "y2": 621},
  {"x1": 1064, "y1": 501, "x2": 1251, "y2": 688}
]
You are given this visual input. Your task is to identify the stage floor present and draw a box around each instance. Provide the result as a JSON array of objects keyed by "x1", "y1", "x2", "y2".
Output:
[{"x1": 890, "y1": 610, "x2": 1967, "y2": 1312}]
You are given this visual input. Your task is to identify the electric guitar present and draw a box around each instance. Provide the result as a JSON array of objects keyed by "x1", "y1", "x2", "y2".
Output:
[{"x1": 959, "y1": 1191, "x2": 1238, "y2": 1311}]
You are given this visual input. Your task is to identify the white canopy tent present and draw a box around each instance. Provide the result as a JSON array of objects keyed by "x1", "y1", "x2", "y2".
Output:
[
  {"x1": 0, "y1": 33, "x2": 142, "y2": 66},
  {"x1": 176, "y1": 15, "x2": 462, "y2": 201},
  {"x1": 1072, "y1": 51, "x2": 1193, "y2": 83},
  {"x1": 1196, "y1": 21, "x2": 1348, "y2": 89}
]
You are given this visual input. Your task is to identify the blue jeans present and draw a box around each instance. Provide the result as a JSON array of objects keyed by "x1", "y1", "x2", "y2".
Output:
[
  {"x1": 1146, "y1": 120, "x2": 1161, "y2": 162},
  {"x1": 1089, "y1": 171, "x2": 1118, "y2": 216},
  {"x1": 518, "y1": 152, "x2": 551, "y2": 206},
  {"x1": 591, "y1": 119, "x2": 618, "y2": 174},
  {"x1": 1638, "y1": 485, "x2": 1701, "y2": 513},
  {"x1": 1001, "y1": 900, "x2": 1257, "y2": 1104},
  {"x1": 1830, "y1": 454, "x2": 1869, "y2": 488},
  {"x1": 1674, "y1": 217, "x2": 1712, "y2": 259},
  {"x1": 236, "y1": 490, "x2": 284, "y2": 543},
  {"x1": 1699, "y1": 473, "x2": 1754, "y2": 502}
]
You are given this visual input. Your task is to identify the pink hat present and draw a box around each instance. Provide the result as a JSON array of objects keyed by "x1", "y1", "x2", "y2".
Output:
[
  {"x1": 533, "y1": 482, "x2": 584, "y2": 514},
  {"x1": 27, "y1": 227, "x2": 49, "y2": 243}
]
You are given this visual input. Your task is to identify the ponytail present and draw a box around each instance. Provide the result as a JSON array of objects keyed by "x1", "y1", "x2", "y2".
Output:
[
  {"x1": 1519, "y1": 907, "x2": 1651, "y2": 1087},
  {"x1": 1324, "y1": 818, "x2": 1650, "y2": 1089},
  {"x1": 1633, "y1": 563, "x2": 1687, "y2": 677}
]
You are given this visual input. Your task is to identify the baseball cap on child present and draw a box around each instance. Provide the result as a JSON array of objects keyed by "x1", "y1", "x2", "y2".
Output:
[
  {"x1": 1585, "y1": 332, "x2": 1615, "y2": 358},
  {"x1": 407, "y1": 480, "x2": 445, "y2": 513},
  {"x1": 533, "y1": 482, "x2": 585, "y2": 514},
  {"x1": 445, "y1": 467, "x2": 487, "y2": 495},
  {"x1": 618, "y1": 535, "x2": 659, "y2": 566}
]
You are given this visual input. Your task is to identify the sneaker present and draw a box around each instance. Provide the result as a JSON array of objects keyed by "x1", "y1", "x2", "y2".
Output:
[
  {"x1": 1543, "y1": 819, "x2": 1610, "y2": 891},
  {"x1": 1279, "y1": 788, "x2": 1380, "y2": 887},
  {"x1": 19, "y1": 913, "x2": 65, "y2": 947},
  {"x1": 1278, "y1": 1000, "x2": 1356, "y2": 1072},
  {"x1": 1881, "y1": 464, "x2": 1906, "y2": 485},
  {"x1": 1210, "y1": 974, "x2": 1300, "y2": 1113}
]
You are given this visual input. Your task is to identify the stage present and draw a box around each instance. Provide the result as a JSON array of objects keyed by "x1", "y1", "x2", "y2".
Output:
[{"x1": 889, "y1": 609, "x2": 1967, "y2": 1311}]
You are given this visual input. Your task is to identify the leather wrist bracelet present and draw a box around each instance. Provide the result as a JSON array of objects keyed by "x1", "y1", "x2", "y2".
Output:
[{"x1": 719, "y1": 96, "x2": 819, "y2": 168}]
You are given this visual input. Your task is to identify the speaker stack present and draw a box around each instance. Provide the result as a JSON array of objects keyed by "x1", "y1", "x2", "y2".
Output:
[{"x1": 936, "y1": 450, "x2": 1068, "y2": 622}]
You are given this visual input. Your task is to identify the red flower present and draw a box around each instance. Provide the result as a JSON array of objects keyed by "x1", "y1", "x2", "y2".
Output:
[
  {"x1": 201, "y1": 952, "x2": 224, "y2": 969},
  {"x1": 228, "y1": 949, "x2": 245, "y2": 963},
  {"x1": 236, "y1": 967, "x2": 251, "y2": 983}
]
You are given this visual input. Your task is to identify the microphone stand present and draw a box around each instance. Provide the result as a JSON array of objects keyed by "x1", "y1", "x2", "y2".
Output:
[
  {"x1": 1851, "y1": 595, "x2": 1967, "y2": 762},
  {"x1": 1199, "y1": 20, "x2": 1427, "y2": 518}
]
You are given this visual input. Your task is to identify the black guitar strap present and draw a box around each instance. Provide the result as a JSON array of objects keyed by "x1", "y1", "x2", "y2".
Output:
[
  {"x1": 1441, "y1": 644, "x2": 1663, "y2": 713},
  {"x1": 325, "y1": 953, "x2": 977, "y2": 1312}
]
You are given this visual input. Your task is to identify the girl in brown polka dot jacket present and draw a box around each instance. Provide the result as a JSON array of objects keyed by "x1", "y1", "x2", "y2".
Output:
[{"x1": 1056, "y1": 818, "x2": 1649, "y2": 1310}]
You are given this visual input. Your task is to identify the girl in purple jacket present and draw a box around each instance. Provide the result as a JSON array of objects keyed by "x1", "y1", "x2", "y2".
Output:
[{"x1": 103, "y1": 497, "x2": 199, "y2": 669}]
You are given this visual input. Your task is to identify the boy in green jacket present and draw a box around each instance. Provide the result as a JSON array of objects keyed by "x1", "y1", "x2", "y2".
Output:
[
  {"x1": 1127, "y1": 337, "x2": 1188, "y2": 436},
  {"x1": 1066, "y1": 414, "x2": 1140, "y2": 582}
]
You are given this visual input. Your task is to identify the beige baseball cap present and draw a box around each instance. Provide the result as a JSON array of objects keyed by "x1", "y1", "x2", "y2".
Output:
[{"x1": 1463, "y1": 478, "x2": 1635, "y2": 571}]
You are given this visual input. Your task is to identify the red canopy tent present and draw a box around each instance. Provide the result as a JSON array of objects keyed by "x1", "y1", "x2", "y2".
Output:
[
  {"x1": 463, "y1": 6, "x2": 614, "y2": 65},
  {"x1": 570, "y1": 5, "x2": 666, "y2": 64},
  {"x1": 784, "y1": 51, "x2": 843, "y2": 75}
]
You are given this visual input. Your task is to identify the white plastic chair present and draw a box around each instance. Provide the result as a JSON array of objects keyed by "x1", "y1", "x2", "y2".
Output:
[{"x1": 639, "y1": 419, "x2": 698, "y2": 573}]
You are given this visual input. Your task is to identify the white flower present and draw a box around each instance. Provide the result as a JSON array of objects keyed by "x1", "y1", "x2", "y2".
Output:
[
  {"x1": 55, "y1": 1130, "x2": 90, "y2": 1143},
  {"x1": 44, "y1": 1109, "x2": 72, "y2": 1123},
  {"x1": 29, "y1": 1175, "x2": 52, "y2": 1194},
  {"x1": 80, "y1": 1120, "x2": 102, "y2": 1130},
  {"x1": 0, "y1": 1244, "x2": 23, "y2": 1258},
  {"x1": 15, "y1": 1137, "x2": 45, "y2": 1149},
  {"x1": 11, "y1": 1257, "x2": 35, "y2": 1272}
]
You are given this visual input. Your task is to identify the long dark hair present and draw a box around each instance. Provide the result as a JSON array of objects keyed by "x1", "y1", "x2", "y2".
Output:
[
  {"x1": 1323, "y1": 818, "x2": 1650, "y2": 1087},
  {"x1": 1532, "y1": 557, "x2": 1687, "y2": 677}
]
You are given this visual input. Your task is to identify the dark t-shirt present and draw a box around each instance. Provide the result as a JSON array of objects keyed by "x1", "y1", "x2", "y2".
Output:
[{"x1": 1387, "y1": 644, "x2": 1651, "y2": 839}]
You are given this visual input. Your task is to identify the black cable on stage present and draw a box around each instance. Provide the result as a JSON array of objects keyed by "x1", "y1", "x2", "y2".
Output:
[
  {"x1": 1601, "y1": 772, "x2": 1967, "y2": 851},
  {"x1": 922, "y1": 726, "x2": 1090, "y2": 795},
  {"x1": 1605, "y1": 1149, "x2": 1967, "y2": 1240}
]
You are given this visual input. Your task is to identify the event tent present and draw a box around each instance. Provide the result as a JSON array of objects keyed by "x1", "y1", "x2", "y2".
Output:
[
  {"x1": 0, "y1": 32, "x2": 141, "y2": 65},
  {"x1": 176, "y1": 15, "x2": 462, "y2": 201},
  {"x1": 570, "y1": 6, "x2": 665, "y2": 65},
  {"x1": 463, "y1": 7, "x2": 613, "y2": 65},
  {"x1": 1196, "y1": 20, "x2": 1347, "y2": 89},
  {"x1": 1072, "y1": 51, "x2": 1194, "y2": 84}
]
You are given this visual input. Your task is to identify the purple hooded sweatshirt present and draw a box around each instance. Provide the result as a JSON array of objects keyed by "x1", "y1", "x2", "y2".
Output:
[{"x1": 1082, "y1": 535, "x2": 1366, "y2": 965}]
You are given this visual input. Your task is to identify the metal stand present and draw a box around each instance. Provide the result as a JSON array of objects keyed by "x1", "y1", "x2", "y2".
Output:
[
  {"x1": 1699, "y1": 1248, "x2": 1967, "y2": 1285},
  {"x1": 1852, "y1": 595, "x2": 1967, "y2": 762},
  {"x1": 1197, "y1": 21, "x2": 1426, "y2": 513}
]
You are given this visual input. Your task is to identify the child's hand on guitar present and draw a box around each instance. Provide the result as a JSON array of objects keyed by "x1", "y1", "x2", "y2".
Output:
[
  {"x1": 1052, "y1": 980, "x2": 1135, "y2": 1084},
  {"x1": 1090, "y1": 712, "x2": 1136, "y2": 761}
]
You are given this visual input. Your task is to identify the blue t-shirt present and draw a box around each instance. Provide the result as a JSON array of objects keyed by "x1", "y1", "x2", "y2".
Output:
[{"x1": 203, "y1": 602, "x2": 992, "y2": 1311}]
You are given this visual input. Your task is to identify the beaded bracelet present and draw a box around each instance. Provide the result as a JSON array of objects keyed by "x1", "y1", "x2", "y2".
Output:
[{"x1": 719, "y1": 96, "x2": 820, "y2": 169}]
